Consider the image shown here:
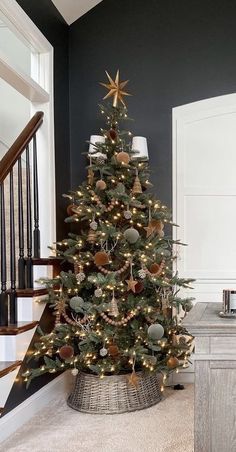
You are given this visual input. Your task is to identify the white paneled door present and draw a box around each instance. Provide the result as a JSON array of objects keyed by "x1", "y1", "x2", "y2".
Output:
[{"x1": 173, "y1": 93, "x2": 236, "y2": 304}]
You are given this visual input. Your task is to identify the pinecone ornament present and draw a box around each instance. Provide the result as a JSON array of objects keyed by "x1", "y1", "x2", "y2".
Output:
[
  {"x1": 87, "y1": 228, "x2": 97, "y2": 244},
  {"x1": 76, "y1": 272, "x2": 86, "y2": 283},
  {"x1": 138, "y1": 268, "x2": 146, "y2": 279},
  {"x1": 132, "y1": 174, "x2": 142, "y2": 194}
]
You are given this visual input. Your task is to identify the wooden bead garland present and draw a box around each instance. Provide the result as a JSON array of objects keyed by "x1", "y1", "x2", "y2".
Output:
[
  {"x1": 90, "y1": 190, "x2": 116, "y2": 212},
  {"x1": 100, "y1": 306, "x2": 141, "y2": 326},
  {"x1": 97, "y1": 259, "x2": 130, "y2": 275}
]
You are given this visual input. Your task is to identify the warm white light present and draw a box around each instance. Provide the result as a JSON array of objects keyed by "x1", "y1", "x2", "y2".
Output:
[{"x1": 132, "y1": 136, "x2": 149, "y2": 160}]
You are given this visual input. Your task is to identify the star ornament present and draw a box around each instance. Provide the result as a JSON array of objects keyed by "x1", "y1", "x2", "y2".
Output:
[
  {"x1": 128, "y1": 371, "x2": 140, "y2": 388},
  {"x1": 100, "y1": 70, "x2": 131, "y2": 107},
  {"x1": 125, "y1": 277, "x2": 138, "y2": 293}
]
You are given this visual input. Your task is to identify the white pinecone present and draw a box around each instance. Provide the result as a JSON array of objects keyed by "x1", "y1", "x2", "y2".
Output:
[
  {"x1": 138, "y1": 269, "x2": 146, "y2": 279},
  {"x1": 76, "y1": 272, "x2": 86, "y2": 282},
  {"x1": 124, "y1": 210, "x2": 132, "y2": 220},
  {"x1": 90, "y1": 220, "x2": 98, "y2": 231},
  {"x1": 94, "y1": 288, "x2": 103, "y2": 297}
]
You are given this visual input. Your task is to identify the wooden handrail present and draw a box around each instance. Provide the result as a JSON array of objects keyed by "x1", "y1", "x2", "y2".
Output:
[{"x1": 0, "y1": 111, "x2": 44, "y2": 184}]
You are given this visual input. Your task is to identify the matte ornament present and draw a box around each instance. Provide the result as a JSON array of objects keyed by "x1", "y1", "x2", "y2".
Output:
[
  {"x1": 167, "y1": 356, "x2": 180, "y2": 369},
  {"x1": 124, "y1": 210, "x2": 132, "y2": 220},
  {"x1": 96, "y1": 179, "x2": 107, "y2": 190},
  {"x1": 90, "y1": 220, "x2": 98, "y2": 231},
  {"x1": 69, "y1": 296, "x2": 84, "y2": 311},
  {"x1": 124, "y1": 227, "x2": 140, "y2": 244},
  {"x1": 100, "y1": 347, "x2": 108, "y2": 357},
  {"x1": 67, "y1": 204, "x2": 76, "y2": 216},
  {"x1": 128, "y1": 371, "x2": 139, "y2": 387},
  {"x1": 94, "y1": 251, "x2": 109, "y2": 266},
  {"x1": 107, "y1": 129, "x2": 117, "y2": 141},
  {"x1": 126, "y1": 277, "x2": 138, "y2": 293},
  {"x1": 100, "y1": 69, "x2": 131, "y2": 107},
  {"x1": 116, "y1": 151, "x2": 130, "y2": 165},
  {"x1": 59, "y1": 345, "x2": 74, "y2": 360},
  {"x1": 134, "y1": 281, "x2": 144, "y2": 294},
  {"x1": 108, "y1": 344, "x2": 119, "y2": 357},
  {"x1": 94, "y1": 287, "x2": 103, "y2": 298},
  {"x1": 148, "y1": 323, "x2": 164, "y2": 341},
  {"x1": 71, "y1": 368, "x2": 79, "y2": 376}
]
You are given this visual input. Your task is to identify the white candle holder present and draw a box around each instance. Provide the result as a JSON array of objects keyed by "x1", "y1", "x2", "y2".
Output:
[
  {"x1": 89, "y1": 135, "x2": 105, "y2": 158},
  {"x1": 131, "y1": 136, "x2": 149, "y2": 160}
]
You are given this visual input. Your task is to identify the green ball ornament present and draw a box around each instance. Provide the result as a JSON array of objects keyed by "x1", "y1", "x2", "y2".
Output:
[
  {"x1": 69, "y1": 296, "x2": 84, "y2": 311},
  {"x1": 148, "y1": 323, "x2": 164, "y2": 341},
  {"x1": 124, "y1": 227, "x2": 140, "y2": 244}
]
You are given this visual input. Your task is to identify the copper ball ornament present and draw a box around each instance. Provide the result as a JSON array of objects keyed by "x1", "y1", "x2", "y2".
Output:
[
  {"x1": 108, "y1": 344, "x2": 119, "y2": 357},
  {"x1": 94, "y1": 251, "x2": 109, "y2": 266},
  {"x1": 96, "y1": 179, "x2": 107, "y2": 190},
  {"x1": 59, "y1": 345, "x2": 74, "y2": 360},
  {"x1": 116, "y1": 151, "x2": 130, "y2": 165},
  {"x1": 149, "y1": 263, "x2": 160, "y2": 274},
  {"x1": 134, "y1": 281, "x2": 144, "y2": 294},
  {"x1": 107, "y1": 129, "x2": 117, "y2": 141},
  {"x1": 124, "y1": 227, "x2": 140, "y2": 244},
  {"x1": 67, "y1": 204, "x2": 76, "y2": 216},
  {"x1": 167, "y1": 356, "x2": 180, "y2": 369}
]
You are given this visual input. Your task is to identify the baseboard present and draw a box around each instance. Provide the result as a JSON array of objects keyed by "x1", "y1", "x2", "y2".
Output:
[{"x1": 0, "y1": 371, "x2": 73, "y2": 443}]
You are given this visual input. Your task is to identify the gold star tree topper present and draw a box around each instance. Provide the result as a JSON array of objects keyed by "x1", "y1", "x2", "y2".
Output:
[{"x1": 100, "y1": 70, "x2": 131, "y2": 107}]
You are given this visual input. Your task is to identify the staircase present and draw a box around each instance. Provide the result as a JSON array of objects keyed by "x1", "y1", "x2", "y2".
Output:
[{"x1": 0, "y1": 113, "x2": 60, "y2": 416}]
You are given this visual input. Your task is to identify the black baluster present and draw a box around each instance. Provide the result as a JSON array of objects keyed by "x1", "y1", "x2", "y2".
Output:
[
  {"x1": 25, "y1": 145, "x2": 33, "y2": 288},
  {"x1": 18, "y1": 157, "x2": 25, "y2": 289},
  {"x1": 33, "y1": 134, "x2": 40, "y2": 258},
  {"x1": 0, "y1": 182, "x2": 8, "y2": 326},
  {"x1": 9, "y1": 169, "x2": 17, "y2": 324}
]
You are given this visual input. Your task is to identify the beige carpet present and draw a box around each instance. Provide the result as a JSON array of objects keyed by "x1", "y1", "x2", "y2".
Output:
[{"x1": 0, "y1": 385, "x2": 194, "y2": 452}]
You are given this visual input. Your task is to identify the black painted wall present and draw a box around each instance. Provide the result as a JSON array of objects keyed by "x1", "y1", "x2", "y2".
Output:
[
  {"x1": 17, "y1": 0, "x2": 70, "y2": 239},
  {"x1": 69, "y1": 0, "x2": 236, "y2": 208}
]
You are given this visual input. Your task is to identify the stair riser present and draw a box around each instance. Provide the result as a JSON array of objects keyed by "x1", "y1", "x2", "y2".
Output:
[
  {"x1": 17, "y1": 297, "x2": 46, "y2": 322},
  {"x1": 33, "y1": 265, "x2": 53, "y2": 289},
  {"x1": 0, "y1": 369, "x2": 19, "y2": 408},
  {"x1": 0, "y1": 327, "x2": 37, "y2": 361}
]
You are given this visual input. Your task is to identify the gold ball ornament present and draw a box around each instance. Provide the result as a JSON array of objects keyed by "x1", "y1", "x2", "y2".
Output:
[
  {"x1": 167, "y1": 356, "x2": 180, "y2": 369},
  {"x1": 94, "y1": 251, "x2": 109, "y2": 266},
  {"x1": 116, "y1": 151, "x2": 130, "y2": 165},
  {"x1": 96, "y1": 179, "x2": 107, "y2": 190}
]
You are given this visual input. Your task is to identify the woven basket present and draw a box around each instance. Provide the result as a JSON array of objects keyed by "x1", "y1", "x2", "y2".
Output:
[{"x1": 67, "y1": 371, "x2": 163, "y2": 414}]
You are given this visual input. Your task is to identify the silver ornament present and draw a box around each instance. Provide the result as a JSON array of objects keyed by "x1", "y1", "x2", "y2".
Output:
[
  {"x1": 90, "y1": 220, "x2": 98, "y2": 231},
  {"x1": 76, "y1": 272, "x2": 86, "y2": 282},
  {"x1": 148, "y1": 323, "x2": 164, "y2": 341},
  {"x1": 124, "y1": 227, "x2": 140, "y2": 244},
  {"x1": 124, "y1": 210, "x2": 132, "y2": 220},
  {"x1": 100, "y1": 347, "x2": 108, "y2": 357},
  {"x1": 96, "y1": 154, "x2": 107, "y2": 165},
  {"x1": 71, "y1": 368, "x2": 79, "y2": 376},
  {"x1": 138, "y1": 269, "x2": 146, "y2": 279},
  {"x1": 94, "y1": 287, "x2": 103, "y2": 298}
]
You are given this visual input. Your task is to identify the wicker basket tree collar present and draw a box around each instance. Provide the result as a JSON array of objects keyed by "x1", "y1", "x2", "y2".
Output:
[{"x1": 24, "y1": 71, "x2": 194, "y2": 415}]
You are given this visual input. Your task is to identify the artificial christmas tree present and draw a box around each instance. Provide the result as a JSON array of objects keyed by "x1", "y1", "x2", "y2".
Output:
[{"x1": 24, "y1": 71, "x2": 194, "y2": 413}]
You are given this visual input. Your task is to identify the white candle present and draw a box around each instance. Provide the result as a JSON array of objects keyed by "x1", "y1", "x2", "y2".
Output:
[
  {"x1": 132, "y1": 136, "x2": 149, "y2": 160},
  {"x1": 89, "y1": 135, "x2": 105, "y2": 158}
]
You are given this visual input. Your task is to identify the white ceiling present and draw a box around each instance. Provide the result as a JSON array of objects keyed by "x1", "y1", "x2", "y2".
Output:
[{"x1": 51, "y1": 0, "x2": 103, "y2": 25}]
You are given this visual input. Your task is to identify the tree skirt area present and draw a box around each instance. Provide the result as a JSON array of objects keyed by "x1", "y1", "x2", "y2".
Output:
[{"x1": 1, "y1": 384, "x2": 194, "y2": 452}]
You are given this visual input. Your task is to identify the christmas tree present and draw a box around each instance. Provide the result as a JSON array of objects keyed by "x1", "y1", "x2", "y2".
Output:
[{"x1": 24, "y1": 71, "x2": 194, "y2": 388}]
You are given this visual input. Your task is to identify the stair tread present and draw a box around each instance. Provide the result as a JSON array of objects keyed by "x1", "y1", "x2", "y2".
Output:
[
  {"x1": 14, "y1": 288, "x2": 48, "y2": 297},
  {"x1": 32, "y1": 257, "x2": 62, "y2": 265},
  {"x1": 0, "y1": 361, "x2": 22, "y2": 378},
  {"x1": 0, "y1": 321, "x2": 38, "y2": 335}
]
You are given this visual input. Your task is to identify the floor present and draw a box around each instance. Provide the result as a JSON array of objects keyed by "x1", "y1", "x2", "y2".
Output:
[{"x1": 0, "y1": 384, "x2": 194, "y2": 452}]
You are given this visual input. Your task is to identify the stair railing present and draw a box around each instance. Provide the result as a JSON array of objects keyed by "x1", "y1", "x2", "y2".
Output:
[{"x1": 0, "y1": 112, "x2": 44, "y2": 326}]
